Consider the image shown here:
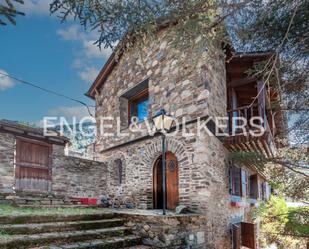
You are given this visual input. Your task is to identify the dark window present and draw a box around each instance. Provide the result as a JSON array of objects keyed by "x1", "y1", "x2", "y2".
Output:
[
  {"x1": 229, "y1": 166, "x2": 249, "y2": 197},
  {"x1": 128, "y1": 89, "x2": 149, "y2": 123},
  {"x1": 120, "y1": 79, "x2": 149, "y2": 127},
  {"x1": 229, "y1": 166, "x2": 241, "y2": 196},
  {"x1": 250, "y1": 174, "x2": 259, "y2": 199}
]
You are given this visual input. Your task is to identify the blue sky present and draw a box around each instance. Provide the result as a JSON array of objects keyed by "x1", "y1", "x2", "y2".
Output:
[{"x1": 0, "y1": 1, "x2": 111, "y2": 125}]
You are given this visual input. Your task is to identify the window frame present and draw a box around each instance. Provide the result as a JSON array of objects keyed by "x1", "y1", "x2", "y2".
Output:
[
  {"x1": 128, "y1": 88, "x2": 149, "y2": 124},
  {"x1": 249, "y1": 174, "x2": 259, "y2": 199},
  {"x1": 229, "y1": 166, "x2": 250, "y2": 197},
  {"x1": 229, "y1": 165, "x2": 242, "y2": 196}
]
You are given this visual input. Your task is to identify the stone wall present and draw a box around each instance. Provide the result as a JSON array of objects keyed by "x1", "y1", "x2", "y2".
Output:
[
  {"x1": 0, "y1": 133, "x2": 15, "y2": 194},
  {"x1": 51, "y1": 145, "x2": 108, "y2": 198},
  {"x1": 101, "y1": 131, "x2": 259, "y2": 249},
  {"x1": 93, "y1": 26, "x2": 259, "y2": 249},
  {"x1": 51, "y1": 155, "x2": 108, "y2": 198},
  {"x1": 95, "y1": 28, "x2": 226, "y2": 151},
  {"x1": 0, "y1": 138, "x2": 108, "y2": 199},
  {"x1": 122, "y1": 212, "x2": 208, "y2": 248},
  {"x1": 100, "y1": 125, "x2": 239, "y2": 249}
]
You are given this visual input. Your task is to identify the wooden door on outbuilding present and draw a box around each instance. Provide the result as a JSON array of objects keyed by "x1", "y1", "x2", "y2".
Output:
[
  {"x1": 232, "y1": 222, "x2": 257, "y2": 249},
  {"x1": 15, "y1": 138, "x2": 52, "y2": 192}
]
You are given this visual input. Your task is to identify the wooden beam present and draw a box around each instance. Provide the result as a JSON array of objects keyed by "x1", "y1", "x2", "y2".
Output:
[
  {"x1": 261, "y1": 137, "x2": 271, "y2": 158},
  {"x1": 227, "y1": 76, "x2": 257, "y2": 88}
]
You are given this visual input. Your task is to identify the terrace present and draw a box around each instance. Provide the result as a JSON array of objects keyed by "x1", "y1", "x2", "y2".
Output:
[{"x1": 223, "y1": 53, "x2": 282, "y2": 159}]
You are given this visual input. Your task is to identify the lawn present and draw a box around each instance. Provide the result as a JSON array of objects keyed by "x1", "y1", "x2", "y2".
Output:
[{"x1": 0, "y1": 204, "x2": 109, "y2": 240}]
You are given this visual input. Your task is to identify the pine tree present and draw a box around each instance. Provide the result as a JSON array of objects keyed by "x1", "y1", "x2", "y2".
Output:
[{"x1": 0, "y1": 0, "x2": 24, "y2": 26}]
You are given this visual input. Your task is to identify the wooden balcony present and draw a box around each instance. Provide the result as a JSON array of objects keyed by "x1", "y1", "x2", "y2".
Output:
[
  {"x1": 224, "y1": 52, "x2": 281, "y2": 159},
  {"x1": 223, "y1": 104, "x2": 277, "y2": 158}
]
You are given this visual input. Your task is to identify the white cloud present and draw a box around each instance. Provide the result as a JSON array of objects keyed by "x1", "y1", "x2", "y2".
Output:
[
  {"x1": 79, "y1": 67, "x2": 99, "y2": 83},
  {"x1": 48, "y1": 106, "x2": 95, "y2": 121},
  {"x1": 57, "y1": 26, "x2": 111, "y2": 59},
  {"x1": 0, "y1": 69, "x2": 15, "y2": 90},
  {"x1": 20, "y1": 0, "x2": 50, "y2": 16},
  {"x1": 83, "y1": 40, "x2": 112, "y2": 59},
  {"x1": 57, "y1": 25, "x2": 113, "y2": 83},
  {"x1": 57, "y1": 25, "x2": 84, "y2": 41},
  {"x1": 72, "y1": 58, "x2": 83, "y2": 69}
]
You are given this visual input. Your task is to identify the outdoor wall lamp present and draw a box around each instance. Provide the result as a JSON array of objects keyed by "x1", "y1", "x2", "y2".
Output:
[
  {"x1": 152, "y1": 109, "x2": 174, "y2": 132},
  {"x1": 152, "y1": 109, "x2": 174, "y2": 215}
]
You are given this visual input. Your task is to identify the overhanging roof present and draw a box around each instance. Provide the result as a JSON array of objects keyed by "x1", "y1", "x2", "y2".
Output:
[
  {"x1": 86, "y1": 52, "x2": 117, "y2": 99},
  {"x1": 0, "y1": 119, "x2": 69, "y2": 145},
  {"x1": 86, "y1": 50, "x2": 275, "y2": 99}
]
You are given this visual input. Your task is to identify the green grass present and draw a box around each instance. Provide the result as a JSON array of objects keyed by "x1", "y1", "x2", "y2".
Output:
[
  {"x1": 0, "y1": 204, "x2": 107, "y2": 217},
  {"x1": 0, "y1": 230, "x2": 11, "y2": 240}
]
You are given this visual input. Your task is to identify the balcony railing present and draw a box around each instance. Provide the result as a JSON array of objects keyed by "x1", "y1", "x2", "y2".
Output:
[
  {"x1": 227, "y1": 103, "x2": 268, "y2": 135},
  {"x1": 224, "y1": 103, "x2": 276, "y2": 158}
]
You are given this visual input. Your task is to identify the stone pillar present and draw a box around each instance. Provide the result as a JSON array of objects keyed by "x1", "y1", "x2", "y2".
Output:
[{"x1": 0, "y1": 133, "x2": 16, "y2": 194}]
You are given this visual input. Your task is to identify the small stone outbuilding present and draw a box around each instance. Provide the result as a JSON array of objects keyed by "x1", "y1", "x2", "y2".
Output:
[{"x1": 0, "y1": 119, "x2": 107, "y2": 198}]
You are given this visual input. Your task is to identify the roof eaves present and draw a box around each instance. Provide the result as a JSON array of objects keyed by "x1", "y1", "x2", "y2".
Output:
[
  {"x1": 0, "y1": 120, "x2": 69, "y2": 144},
  {"x1": 85, "y1": 52, "x2": 117, "y2": 99}
]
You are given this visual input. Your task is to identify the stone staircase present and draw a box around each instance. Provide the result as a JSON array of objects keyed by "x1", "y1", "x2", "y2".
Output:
[
  {"x1": 0, "y1": 212, "x2": 145, "y2": 249},
  {"x1": 1, "y1": 192, "x2": 93, "y2": 208}
]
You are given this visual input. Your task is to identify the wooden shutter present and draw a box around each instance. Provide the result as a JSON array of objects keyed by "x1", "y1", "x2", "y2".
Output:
[
  {"x1": 228, "y1": 167, "x2": 233, "y2": 194},
  {"x1": 261, "y1": 182, "x2": 268, "y2": 200},
  {"x1": 241, "y1": 169, "x2": 248, "y2": 197},
  {"x1": 233, "y1": 167, "x2": 241, "y2": 196},
  {"x1": 241, "y1": 222, "x2": 257, "y2": 249},
  {"x1": 232, "y1": 223, "x2": 241, "y2": 249},
  {"x1": 265, "y1": 183, "x2": 271, "y2": 200}
]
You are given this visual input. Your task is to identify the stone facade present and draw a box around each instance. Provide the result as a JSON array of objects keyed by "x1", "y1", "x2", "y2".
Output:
[
  {"x1": 100, "y1": 128, "x2": 239, "y2": 248},
  {"x1": 123, "y1": 212, "x2": 208, "y2": 248},
  {"x1": 0, "y1": 133, "x2": 15, "y2": 194},
  {"x1": 95, "y1": 29, "x2": 226, "y2": 151},
  {"x1": 51, "y1": 145, "x2": 108, "y2": 197},
  {"x1": 93, "y1": 28, "x2": 262, "y2": 249}
]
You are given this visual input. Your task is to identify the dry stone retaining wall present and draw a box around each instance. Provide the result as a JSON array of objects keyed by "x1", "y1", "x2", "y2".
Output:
[
  {"x1": 0, "y1": 133, "x2": 15, "y2": 194},
  {"x1": 51, "y1": 145, "x2": 108, "y2": 198},
  {"x1": 123, "y1": 213, "x2": 208, "y2": 249}
]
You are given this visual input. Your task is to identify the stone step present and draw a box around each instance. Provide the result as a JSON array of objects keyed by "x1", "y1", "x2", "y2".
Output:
[
  {"x1": 13, "y1": 199, "x2": 82, "y2": 206},
  {"x1": 16, "y1": 204, "x2": 95, "y2": 209},
  {"x1": 32, "y1": 235, "x2": 142, "y2": 249},
  {"x1": 6, "y1": 195, "x2": 82, "y2": 206},
  {"x1": 0, "y1": 213, "x2": 115, "y2": 225},
  {"x1": 123, "y1": 246, "x2": 152, "y2": 249},
  {"x1": 0, "y1": 218, "x2": 124, "y2": 235},
  {"x1": 0, "y1": 226, "x2": 131, "y2": 249}
]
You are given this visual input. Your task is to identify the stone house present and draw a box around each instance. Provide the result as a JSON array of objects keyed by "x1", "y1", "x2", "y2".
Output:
[
  {"x1": 86, "y1": 26, "x2": 281, "y2": 248},
  {"x1": 0, "y1": 119, "x2": 107, "y2": 198}
]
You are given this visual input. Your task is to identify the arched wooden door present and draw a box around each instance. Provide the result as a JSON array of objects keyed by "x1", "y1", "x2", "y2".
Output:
[{"x1": 153, "y1": 152, "x2": 179, "y2": 210}]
